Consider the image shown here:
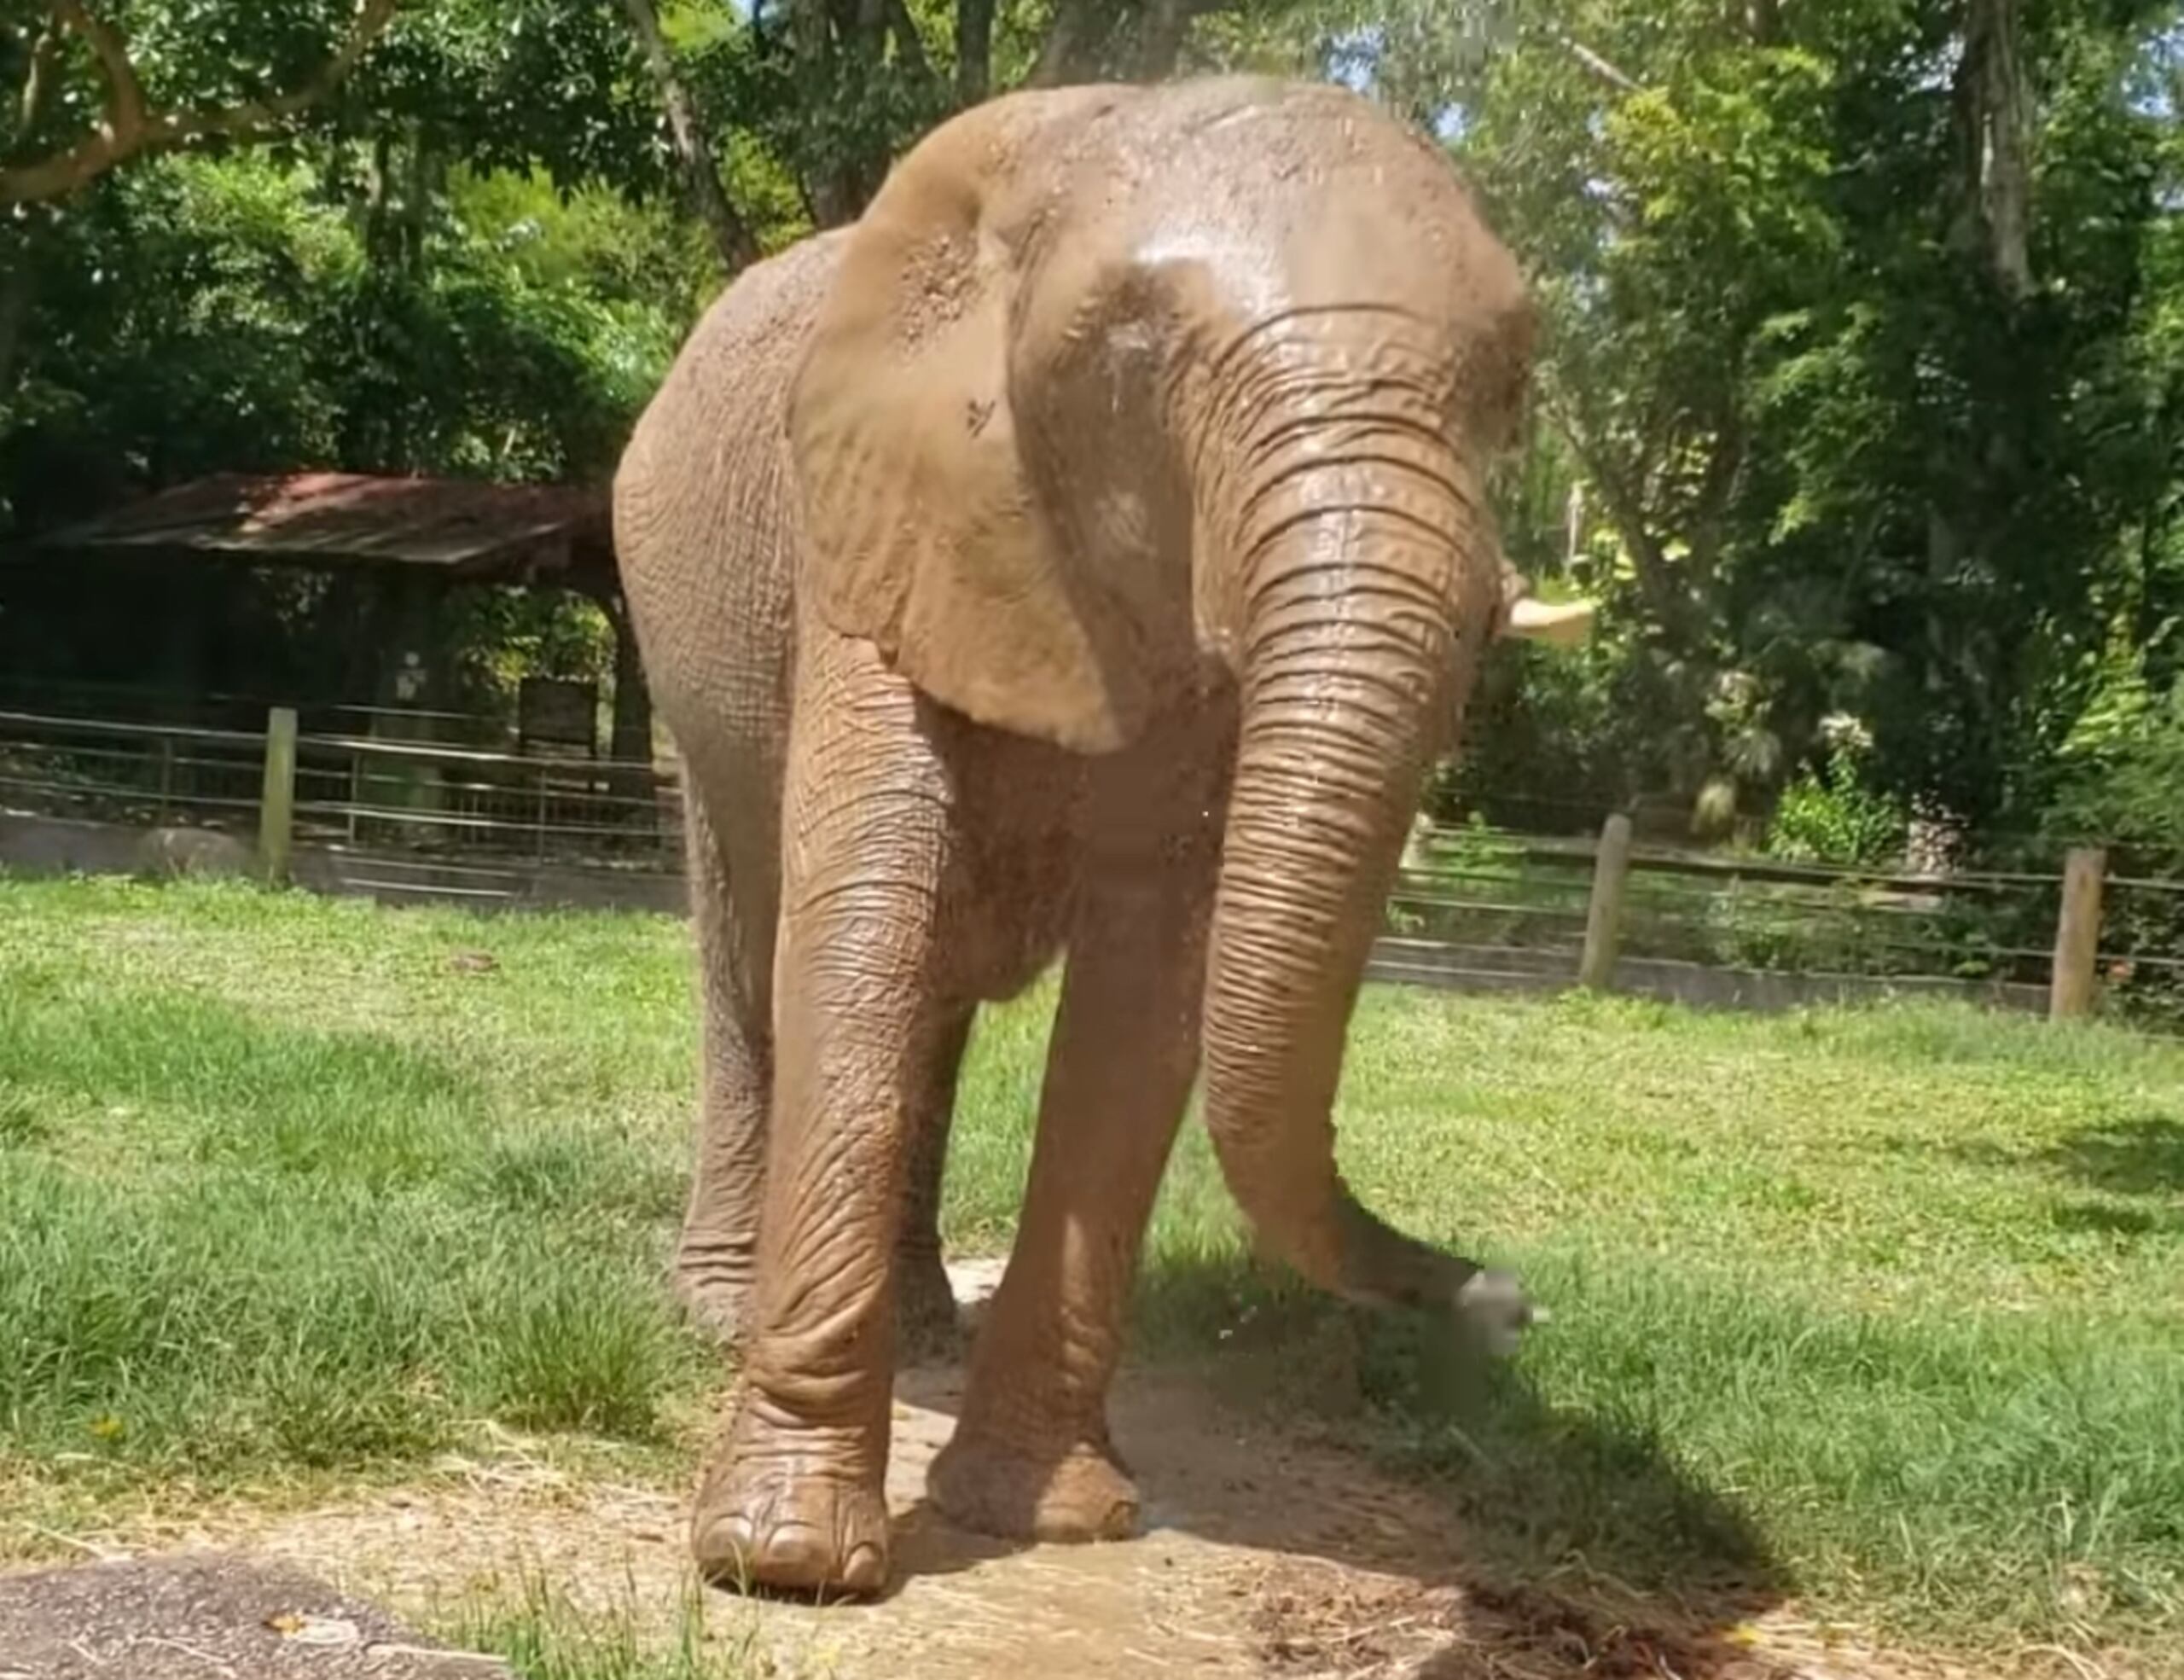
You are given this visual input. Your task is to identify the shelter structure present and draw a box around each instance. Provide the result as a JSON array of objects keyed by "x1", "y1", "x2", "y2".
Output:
[{"x1": 0, "y1": 471, "x2": 650, "y2": 764}]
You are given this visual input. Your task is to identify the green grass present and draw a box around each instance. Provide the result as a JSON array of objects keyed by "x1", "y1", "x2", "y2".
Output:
[
  {"x1": 448, "y1": 1573, "x2": 765, "y2": 1680},
  {"x1": 0, "y1": 880, "x2": 707, "y2": 1483},
  {"x1": 2, "y1": 875, "x2": 2181, "y2": 1663}
]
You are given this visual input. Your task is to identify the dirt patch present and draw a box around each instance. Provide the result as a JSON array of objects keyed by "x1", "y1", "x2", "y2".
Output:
[
  {"x1": 196, "y1": 1368, "x2": 2014, "y2": 1680},
  {"x1": 0, "y1": 1264, "x2": 2104, "y2": 1680}
]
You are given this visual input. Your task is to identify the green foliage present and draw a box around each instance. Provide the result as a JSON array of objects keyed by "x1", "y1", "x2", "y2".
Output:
[
  {"x1": 685, "y1": 4, "x2": 950, "y2": 224},
  {"x1": 2052, "y1": 652, "x2": 2184, "y2": 857},
  {"x1": 2048, "y1": 651, "x2": 2184, "y2": 1020},
  {"x1": 5, "y1": 0, "x2": 2184, "y2": 870},
  {"x1": 353, "y1": 1, "x2": 675, "y2": 191},
  {"x1": 1278, "y1": 0, "x2": 2184, "y2": 850},
  {"x1": 1767, "y1": 742, "x2": 1908, "y2": 869}
]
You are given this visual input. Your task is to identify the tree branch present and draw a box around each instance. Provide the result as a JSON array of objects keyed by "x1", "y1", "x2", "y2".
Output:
[
  {"x1": 1543, "y1": 393, "x2": 1687, "y2": 638},
  {"x1": 1, "y1": 0, "x2": 402, "y2": 207},
  {"x1": 618, "y1": 0, "x2": 759, "y2": 273},
  {"x1": 53, "y1": 0, "x2": 149, "y2": 139},
  {"x1": 17, "y1": 16, "x2": 64, "y2": 135},
  {"x1": 1558, "y1": 32, "x2": 1642, "y2": 96}
]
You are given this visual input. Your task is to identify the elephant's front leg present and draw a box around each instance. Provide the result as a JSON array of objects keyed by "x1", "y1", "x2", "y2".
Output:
[
  {"x1": 692, "y1": 633, "x2": 958, "y2": 1597},
  {"x1": 673, "y1": 777, "x2": 959, "y2": 1357},
  {"x1": 929, "y1": 711, "x2": 1227, "y2": 1543}
]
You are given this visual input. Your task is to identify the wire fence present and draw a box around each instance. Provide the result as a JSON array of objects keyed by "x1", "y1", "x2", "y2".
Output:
[
  {"x1": 1391, "y1": 819, "x2": 2184, "y2": 1025},
  {"x1": 288, "y1": 732, "x2": 681, "y2": 863},
  {"x1": 0, "y1": 674, "x2": 537, "y2": 748},
  {"x1": 3, "y1": 705, "x2": 2179, "y2": 1025},
  {"x1": 0, "y1": 707, "x2": 683, "y2": 868}
]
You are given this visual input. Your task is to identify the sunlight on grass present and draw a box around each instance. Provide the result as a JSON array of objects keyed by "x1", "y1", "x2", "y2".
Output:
[
  {"x1": 1, "y1": 874, "x2": 2179, "y2": 1659},
  {"x1": 448, "y1": 1572, "x2": 770, "y2": 1680}
]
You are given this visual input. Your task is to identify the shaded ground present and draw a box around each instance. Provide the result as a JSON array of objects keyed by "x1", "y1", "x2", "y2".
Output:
[{"x1": 0, "y1": 1554, "x2": 510, "y2": 1678}]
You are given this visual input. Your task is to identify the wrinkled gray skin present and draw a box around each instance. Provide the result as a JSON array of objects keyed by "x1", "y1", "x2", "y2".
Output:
[
  {"x1": 612, "y1": 223, "x2": 965, "y2": 1359},
  {"x1": 614, "y1": 77, "x2": 1555, "y2": 1600}
]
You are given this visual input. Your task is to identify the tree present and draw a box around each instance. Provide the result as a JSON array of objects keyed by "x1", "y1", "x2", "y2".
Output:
[
  {"x1": 2, "y1": 0, "x2": 402, "y2": 206},
  {"x1": 662, "y1": 0, "x2": 1299, "y2": 239},
  {"x1": 1268, "y1": 0, "x2": 2184, "y2": 843},
  {"x1": 7, "y1": 0, "x2": 2181, "y2": 864},
  {"x1": 619, "y1": 0, "x2": 758, "y2": 270}
]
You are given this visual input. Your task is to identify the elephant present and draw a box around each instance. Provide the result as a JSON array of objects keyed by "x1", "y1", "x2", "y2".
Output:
[{"x1": 613, "y1": 75, "x2": 1583, "y2": 1599}]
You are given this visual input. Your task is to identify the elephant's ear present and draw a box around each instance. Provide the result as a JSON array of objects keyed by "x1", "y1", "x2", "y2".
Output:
[{"x1": 788, "y1": 91, "x2": 1162, "y2": 756}]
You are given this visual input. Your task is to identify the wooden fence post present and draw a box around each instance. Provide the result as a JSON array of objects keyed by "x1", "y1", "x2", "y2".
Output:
[
  {"x1": 258, "y1": 706, "x2": 299, "y2": 883},
  {"x1": 2049, "y1": 846, "x2": 2107, "y2": 1021},
  {"x1": 1577, "y1": 812, "x2": 1635, "y2": 991}
]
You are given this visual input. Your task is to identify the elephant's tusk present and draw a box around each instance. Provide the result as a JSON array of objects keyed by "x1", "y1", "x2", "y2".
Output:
[{"x1": 1503, "y1": 596, "x2": 1596, "y2": 648}]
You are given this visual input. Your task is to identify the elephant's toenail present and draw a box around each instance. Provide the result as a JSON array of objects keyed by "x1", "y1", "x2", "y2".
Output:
[
  {"x1": 759, "y1": 1522, "x2": 829, "y2": 1580},
  {"x1": 694, "y1": 1516, "x2": 760, "y2": 1585},
  {"x1": 840, "y1": 1543, "x2": 889, "y2": 1595}
]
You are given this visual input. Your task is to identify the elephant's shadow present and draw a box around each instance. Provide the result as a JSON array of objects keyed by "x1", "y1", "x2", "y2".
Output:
[{"x1": 880, "y1": 1256, "x2": 1786, "y2": 1677}]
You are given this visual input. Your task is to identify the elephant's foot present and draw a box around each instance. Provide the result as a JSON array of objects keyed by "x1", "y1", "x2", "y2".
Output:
[
  {"x1": 927, "y1": 1426, "x2": 1140, "y2": 1543},
  {"x1": 691, "y1": 1426, "x2": 891, "y2": 1596},
  {"x1": 671, "y1": 1245, "x2": 756, "y2": 1349},
  {"x1": 894, "y1": 1250, "x2": 962, "y2": 1366}
]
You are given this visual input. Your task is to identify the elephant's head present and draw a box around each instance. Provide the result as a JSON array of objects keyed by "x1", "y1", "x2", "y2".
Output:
[{"x1": 791, "y1": 78, "x2": 1549, "y2": 1319}]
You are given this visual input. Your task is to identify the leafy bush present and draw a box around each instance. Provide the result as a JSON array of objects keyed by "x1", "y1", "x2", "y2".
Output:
[
  {"x1": 1766, "y1": 744, "x2": 1908, "y2": 868},
  {"x1": 2048, "y1": 659, "x2": 2184, "y2": 1025}
]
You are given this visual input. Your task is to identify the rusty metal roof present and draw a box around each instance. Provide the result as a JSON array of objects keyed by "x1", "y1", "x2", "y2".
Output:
[{"x1": 23, "y1": 473, "x2": 613, "y2": 583}]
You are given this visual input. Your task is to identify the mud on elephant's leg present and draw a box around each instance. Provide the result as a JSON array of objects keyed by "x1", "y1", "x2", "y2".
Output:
[
  {"x1": 674, "y1": 795, "x2": 774, "y2": 1347},
  {"x1": 693, "y1": 642, "x2": 956, "y2": 1599},
  {"x1": 931, "y1": 739, "x2": 1223, "y2": 1543},
  {"x1": 896, "y1": 1006, "x2": 972, "y2": 1365}
]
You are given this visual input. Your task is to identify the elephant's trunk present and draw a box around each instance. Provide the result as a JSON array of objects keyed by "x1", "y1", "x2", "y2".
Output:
[{"x1": 1197, "y1": 387, "x2": 1495, "y2": 1309}]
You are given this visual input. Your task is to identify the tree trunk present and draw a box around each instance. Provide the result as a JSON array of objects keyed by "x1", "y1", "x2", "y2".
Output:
[
  {"x1": 791, "y1": 0, "x2": 894, "y2": 226},
  {"x1": 1133, "y1": 0, "x2": 1195, "y2": 79},
  {"x1": 619, "y1": 0, "x2": 759, "y2": 274},
  {"x1": 0, "y1": 247, "x2": 32, "y2": 401},
  {"x1": 1031, "y1": 0, "x2": 1100, "y2": 86},
  {"x1": 1955, "y1": 0, "x2": 2032, "y2": 300},
  {"x1": 955, "y1": 0, "x2": 995, "y2": 104},
  {"x1": 880, "y1": 0, "x2": 933, "y2": 87},
  {"x1": 1033, "y1": 0, "x2": 1225, "y2": 87}
]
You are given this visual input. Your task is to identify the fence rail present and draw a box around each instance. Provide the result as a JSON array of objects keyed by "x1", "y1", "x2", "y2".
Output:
[
  {"x1": 3, "y1": 705, "x2": 2178, "y2": 1025},
  {"x1": 0, "y1": 705, "x2": 683, "y2": 869}
]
